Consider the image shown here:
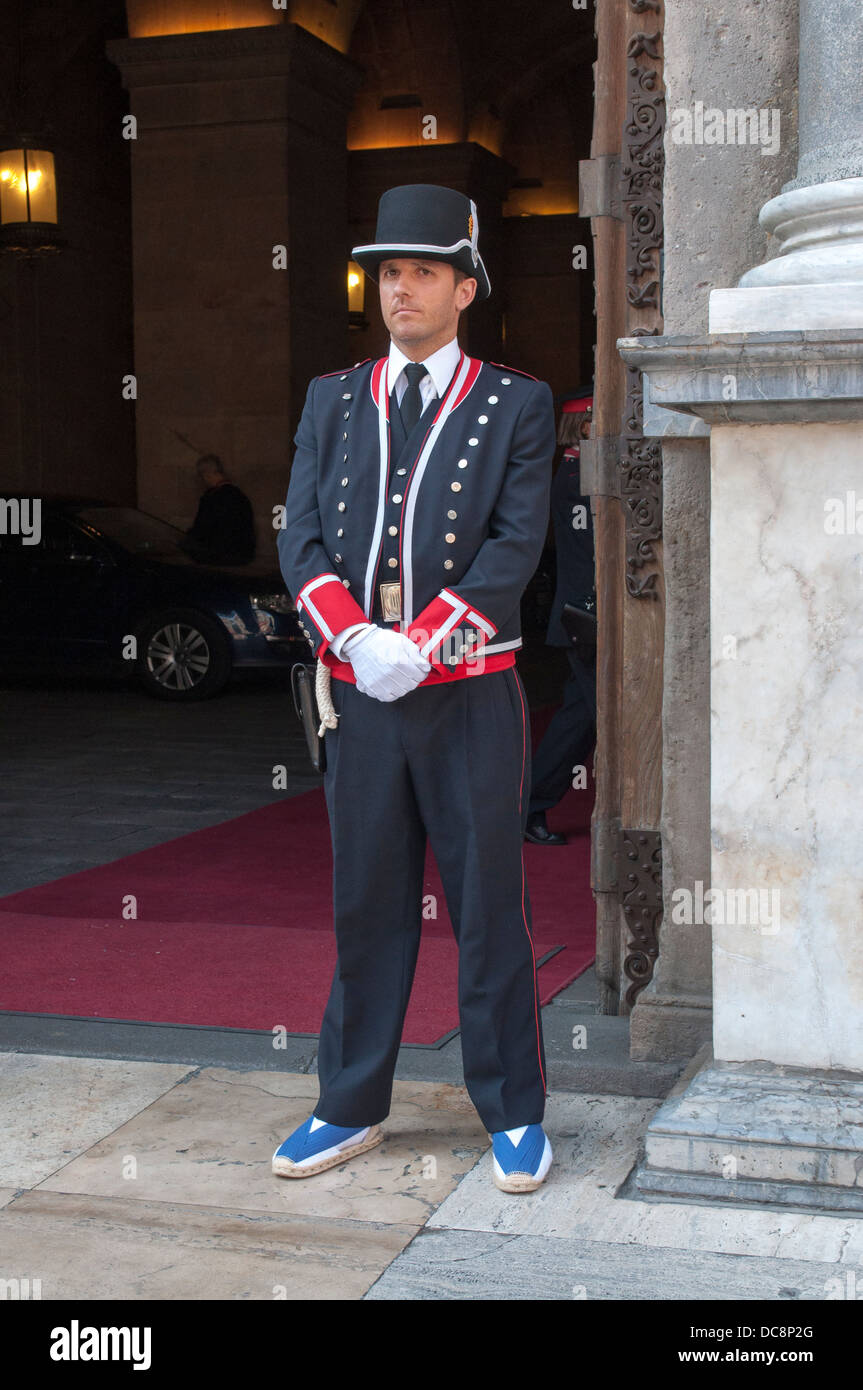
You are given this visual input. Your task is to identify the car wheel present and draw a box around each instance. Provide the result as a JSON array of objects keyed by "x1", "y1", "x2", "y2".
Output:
[{"x1": 135, "y1": 608, "x2": 232, "y2": 701}]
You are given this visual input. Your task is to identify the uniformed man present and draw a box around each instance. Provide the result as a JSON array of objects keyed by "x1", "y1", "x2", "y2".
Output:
[{"x1": 273, "y1": 184, "x2": 557, "y2": 1193}]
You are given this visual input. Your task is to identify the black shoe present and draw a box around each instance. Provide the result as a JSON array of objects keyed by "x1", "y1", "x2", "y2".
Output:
[{"x1": 524, "y1": 813, "x2": 567, "y2": 846}]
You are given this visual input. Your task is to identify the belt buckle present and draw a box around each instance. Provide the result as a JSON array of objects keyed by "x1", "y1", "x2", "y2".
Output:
[{"x1": 379, "y1": 582, "x2": 402, "y2": 622}]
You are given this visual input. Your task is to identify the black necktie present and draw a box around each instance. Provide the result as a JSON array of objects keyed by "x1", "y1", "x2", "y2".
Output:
[{"x1": 399, "y1": 362, "x2": 428, "y2": 435}]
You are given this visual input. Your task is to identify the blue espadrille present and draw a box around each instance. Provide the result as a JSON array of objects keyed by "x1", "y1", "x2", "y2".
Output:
[
  {"x1": 272, "y1": 1115, "x2": 383, "y2": 1178},
  {"x1": 490, "y1": 1124, "x2": 552, "y2": 1192}
]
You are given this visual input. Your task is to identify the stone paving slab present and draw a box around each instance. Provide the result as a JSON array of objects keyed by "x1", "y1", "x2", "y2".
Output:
[
  {"x1": 364, "y1": 1227, "x2": 852, "y2": 1301},
  {"x1": 423, "y1": 1092, "x2": 863, "y2": 1266},
  {"x1": 35, "y1": 1069, "x2": 487, "y2": 1227},
  {"x1": 0, "y1": 1054, "x2": 194, "y2": 1188},
  {"x1": 0, "y1": 1190, "x2": 418, "y2": 1300},
  {"x1": 0, "y1": 1057, "x2": 495, "y2": 1301}
]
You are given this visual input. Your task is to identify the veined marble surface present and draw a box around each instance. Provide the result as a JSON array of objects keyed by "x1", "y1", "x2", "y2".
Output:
[{"x1": 709, "y1": 422, "x2": 863, "y2": 1070}]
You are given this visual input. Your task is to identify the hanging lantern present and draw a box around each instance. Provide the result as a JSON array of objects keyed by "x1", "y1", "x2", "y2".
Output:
[
  {"x1": 347, "y1": 258, "x2": 367, "y2": 329},
  {"x1": 0, "y1": 141, "x2": 63, "y2": 255}
]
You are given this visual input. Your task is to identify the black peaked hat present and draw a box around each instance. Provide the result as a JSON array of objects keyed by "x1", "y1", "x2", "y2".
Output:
[{"x1": 352, "y1": 183, "x2": 491, "y2": 300}]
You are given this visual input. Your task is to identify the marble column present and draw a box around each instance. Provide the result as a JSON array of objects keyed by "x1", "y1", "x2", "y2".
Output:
[
  {"x1": 617, "y1": 0, "x2": 863, "y2": 1213},
  {"x1": 711, "y1": 0, "x2": 863, "y2": 331}
]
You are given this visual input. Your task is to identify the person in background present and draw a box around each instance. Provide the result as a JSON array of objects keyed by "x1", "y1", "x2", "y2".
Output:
[
  {"x1": 181, "y1": 454, "x2": 256, "y2": 565},
  {"x1": 525, "y1": 397, "x2": 597, "y2": 846}
]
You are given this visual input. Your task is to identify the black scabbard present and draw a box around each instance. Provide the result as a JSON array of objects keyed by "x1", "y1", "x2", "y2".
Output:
[{"x1": 290, "y1": 662, "x2": 326, "y2": 774}]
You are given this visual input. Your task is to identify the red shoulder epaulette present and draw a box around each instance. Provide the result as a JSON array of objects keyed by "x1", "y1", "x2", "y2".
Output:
[
  {"x1": 488, "y1": 361, "x2": 540, "y2": 381},
  {"x1": 318, "y1": 358, "x2": 373, "y2": 379}
]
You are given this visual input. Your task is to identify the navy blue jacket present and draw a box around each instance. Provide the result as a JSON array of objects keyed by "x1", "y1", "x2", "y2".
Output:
[{"x1": 277, "y1": 349, "x2": 556, "y2": 682}]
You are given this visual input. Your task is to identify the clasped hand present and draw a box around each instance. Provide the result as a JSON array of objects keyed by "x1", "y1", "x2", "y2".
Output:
[{"x1": 343, "y1": 625, "x2": 431, "y2": 701}]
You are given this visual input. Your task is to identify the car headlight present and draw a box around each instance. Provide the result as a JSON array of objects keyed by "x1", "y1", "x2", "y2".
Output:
[{"x1": 250, "y1": 593, "x2": 295, "y2": 614}]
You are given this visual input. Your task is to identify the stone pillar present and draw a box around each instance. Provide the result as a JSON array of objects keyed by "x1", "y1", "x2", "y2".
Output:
[
  {"x1": 629, "y1": 0, "x2": 797, "y2": 1062},
  {"x1": 711, "y1": 0, "x2": 863, "y2": 330},
  {"x1": 106, "y1": 26, "x2": 361, "y2": 547},
  {"x1": 620, "y1": 0, "x2": 863, "y2": 1213},
  {"x1": 620, "y1": 331, "x2": 863, "y2": 1213}
]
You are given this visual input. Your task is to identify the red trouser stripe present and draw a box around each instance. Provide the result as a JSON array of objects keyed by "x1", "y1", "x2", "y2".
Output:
[{"x1": 513, "y1": 668, "x2": 547, "y2": 1096}]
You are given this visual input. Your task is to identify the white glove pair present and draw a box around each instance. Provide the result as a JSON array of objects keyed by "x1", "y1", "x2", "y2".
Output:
[{"x1": 342, "y1": 624, "x2": 431, "y2": 702}]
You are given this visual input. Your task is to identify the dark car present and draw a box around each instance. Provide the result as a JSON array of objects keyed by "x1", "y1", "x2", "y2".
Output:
[{"x1": 0, "y1": 497, "x2": 307, "y2": 700}]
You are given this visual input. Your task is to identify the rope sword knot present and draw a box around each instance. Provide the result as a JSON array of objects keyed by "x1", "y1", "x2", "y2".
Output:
[{"x1": 315, "y1": 658, "x2": 339, "y2": 736}]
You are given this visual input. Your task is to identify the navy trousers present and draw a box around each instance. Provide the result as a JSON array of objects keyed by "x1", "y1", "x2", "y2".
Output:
[
  {"x1": 314, "y1": 667, "x2": 548, "y2": 1133},
  {"x1": 528, "y1": 648, "x2": 597, "y2": 816}
]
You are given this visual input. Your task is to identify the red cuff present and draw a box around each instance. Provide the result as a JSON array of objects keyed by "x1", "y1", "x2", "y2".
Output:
[
  {"x1": 405, "y1": 588, "x2": 497, "y2": 673},
  {"x1": 296, "y1": 573, "x2": 368, "y2": 655}
]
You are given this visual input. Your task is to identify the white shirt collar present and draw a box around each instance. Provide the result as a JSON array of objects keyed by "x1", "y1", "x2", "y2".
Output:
[{"x1": 387, "y1": 336, "x2": 461, "y2": 400}]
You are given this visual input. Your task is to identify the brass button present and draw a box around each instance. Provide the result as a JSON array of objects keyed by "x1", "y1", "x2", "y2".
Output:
[
  {"x1": 501, "y1": 376, "x2": 512, "y2": 385},
  {"x1": 338, "y1": 502, "x2": 346, "y2": 512},
  {"x1": 392, "y1": 493, "x2": 403, "y2": 504},
  {"x1": 450, "y1": 482, "x2": 461, "y2": 492},
  {"x1": 387, "y1": 557, "x2": 398, "y2": 568},
  {"x1": 458, "y1": 460, "x2": 468, "y2": 469},
  {"x1": 444, "y1": 559, "x2": 454, "y2": 569},
  {"x1": 445, "y1": 533, "x2": 456, "y2": 543},
  {"x1": 447, "y1": 509, "x2": 457, "y2": 519},
  {"x1": 488, "y1": 395, "x2": 499, "y2": 404},
  {"x1": 388, "y1": 525, "x2": 398, "y2": 537},
  {"x1": 468, "y1": 437, "x2": 479, "y2": 446},
  {"x1": 478, "y1": 415, "x2": 488, "y2": 424},
  {"x1": 396, "y1": 467, "x2": 407, "y2": 475}
]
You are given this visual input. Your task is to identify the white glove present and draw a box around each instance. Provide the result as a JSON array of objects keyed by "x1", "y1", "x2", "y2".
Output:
[{"x1": 343, "y1": 625, "x2": 431, "y2": 702}]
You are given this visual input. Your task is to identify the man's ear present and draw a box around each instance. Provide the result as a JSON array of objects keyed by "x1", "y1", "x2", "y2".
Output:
[{"x1": 456, "y1": 276, "x2": 477, "y2": 311}]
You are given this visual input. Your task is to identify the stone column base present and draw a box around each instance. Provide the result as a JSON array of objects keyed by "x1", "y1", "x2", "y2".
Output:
[
  {"x1": 634, "y1": 1060, "x2": 863, "y2": 1214},
  {"x1": 629, "y1": 992, "x2": 712, "y2": 1063},
  {"x1": 710, "y1": 282, "x2": 863, "y2": 332}
]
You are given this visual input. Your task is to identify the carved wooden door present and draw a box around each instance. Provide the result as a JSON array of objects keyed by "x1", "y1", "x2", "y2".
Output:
[{"x1": 578, "y1": 0, "x2": 664, "y2": 1016}]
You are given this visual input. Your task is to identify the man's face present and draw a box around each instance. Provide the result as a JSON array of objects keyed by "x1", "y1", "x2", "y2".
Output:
[{"x1": 378, "y1": 258, "x2": 476, "y2": 354}]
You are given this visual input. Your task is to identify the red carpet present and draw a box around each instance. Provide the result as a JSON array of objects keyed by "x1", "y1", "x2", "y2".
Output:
[{"x1": 0, "y1": 712, "x2": 595, "y2": 1044}]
